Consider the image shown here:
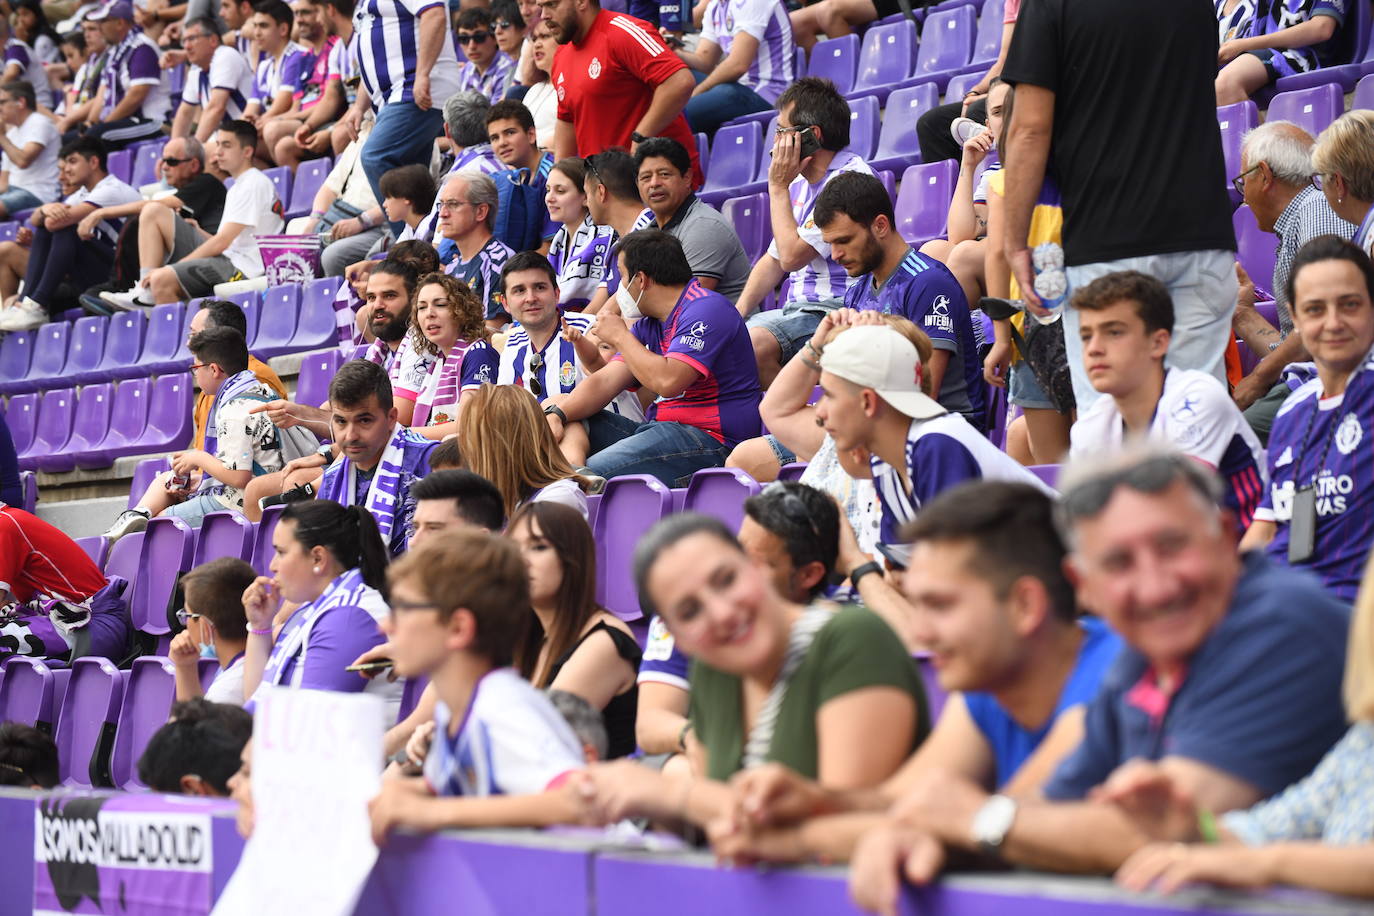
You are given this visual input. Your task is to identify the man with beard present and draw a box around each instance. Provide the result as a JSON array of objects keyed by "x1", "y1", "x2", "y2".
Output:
[{"x1": 814, "y1": 170, "x2": 985, "y2": 430}]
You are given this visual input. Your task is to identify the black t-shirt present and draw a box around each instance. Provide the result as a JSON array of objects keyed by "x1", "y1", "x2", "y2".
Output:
[
  {"x1": 176, "y1": 173, "x2": 227, "y2": 235},
  {"x1": 1000, "y1": 0, "x2": 1235, "y2": 266}
]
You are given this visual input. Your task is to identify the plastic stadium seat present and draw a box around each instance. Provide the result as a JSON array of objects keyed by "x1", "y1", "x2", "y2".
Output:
[
  {"x1": 131, "y1": 372, "x2": 195, "y2": 454},
  {"x1": 912, "y1": 4, "x2": 975, "y2": 90},
  {"x1": 289, "y1": 276, "x2": 345, "y2": 352},
  {"x1": 66, "y1": 315, "x2": 109, "y2": 386},
  {"x1": 5, "y1": 393, "x2": 37, "y2": 456},
  {"x1": 295, "y1": 348, "x2": 345, "y2": 411},
  {"x1": 846, "y1": 95, "x2": 880, "y2": 160},
  {"x1": 91, "y1": 311, "x2": 147, "y2": 381},
  {"x1": 1272, "y1": 2, "x2": 1372, "y2": 93},
  {"x1": 103, "y1": 530, "x2": 145, "y2": 607},
  {"x1": 55, "y1": 657, "x2": 125, "y2": 787},
  {"x1": 0, "y1": 658, "x2": 58, "y2": 732},
  {"x1": 20, "y1": 387, "x2": 76, "y2": 473},
  {"x1": 1217, "y1": 100, "x2": 1260, "y2": 205},
  {"x1": 106, "y1": 149, "x2": 133, "y2": 184},
  {"x1": 1234, "y1": 204, "x2": 1278, "y2": 300},
  {"x1": 871, "y1": 82, "x2": 940, "y2": 172},
  {"x1": 807, "y1": 35, "x2": 860, "y2": 95},
  {"x1": 261, "y1": 166, "x2": 293, "y2": 208},
  {"x1": 110, "y1": 656, "x2": 177, "y2": 789},
  {"x1": 967, "y1": 0, "x2": 1005, "y2": 67},
  {"x1": 0, "y1": 220, "x2": 18, "y2": 241},
  {"x1": 915, "y1": 653, "x2": 947, "y2": 722},
  {"x1": 61, "y1": 383, "x2": 115, "y2": 472},
  {"x1": 682, "y1": 467, "x2": 762, "y2": 531},
  {"x1": 130, "y1": 141, "x2": 163, "y2": 188},
  {"x1": 593, "y1": 475, "x2": 672, "y2": 621},
  {"x1": 136, "y1": 302, "x2": 188, "y2": 375},
  {"x1": 255, "y1": 284, "x2": 302, "y2": 357},
  {"x1": 134, "y1": 516, "x2": 196, "y2": 636},
  {"x1": 777, "y1": 463, "x2": 808, "y2": 482},
  {"x1": 943, "y1": 69, "x2": 982, "y2": 102},
  {"x1": 704, "y1": 121, "x2": 762, "y2": 193},
  {"x1": 695, "y1": 132, "x2": 710, "y2": 178},
  {"x1": 74, "y1": 378, "x2": 151, "y2": 469},
  {"x1": 284, "y1": 157, "x2": 332, "y2": 220},
  {"x1": 721, "y1": 193, "x2": 769, "y2": 263},
  {"x1": 1356, "y1": 72, "x2": 1374, "y2": 111},
  {"x1": 877, "y1": 169, "x2": 897, "y2": 202},
  {"x1": 398, "y1": 674, "x2": 429, "y2": 724},
  {"x1": 125, "y1": 456, "x2": 165, "y2": 508},
  {"x1": 23, "y1": 321, "x2": 72, "y2": 392},
  {"x1": 1028, "y1": 464, "x2": 1060, "y2": 487},
  {"x1": 74, "y1": 535, "x2": 109, "y2": 567},
  {"x1": 192, "y1": 510, "x2": 255, "y2": 565},
  {"x1": 853, "y1": 20, "x2": 915, "y2": 101},
  {"x1": 1266, "y1": 83, "x2": 1342, "y2": 137},
  {"x1": 253, "y1": 503, "x2": 286, "y2": 574},
  {"x1": 0, "y1": 330, "x2": 34, "y2": 395},
  {"x1": 894, "y1": 160, "x2": 958, "y2": 245},
  {"x1": 753, "y1": 114, "x2": 782, "y2": 183}
]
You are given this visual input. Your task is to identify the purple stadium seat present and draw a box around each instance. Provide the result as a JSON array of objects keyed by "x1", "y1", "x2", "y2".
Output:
[
  {"x1": 295, "y1": 348, "x2": 345, "y2": 411},
  {"x1": 721, "y1": 193, "x2": 769, "y2": 263},
  {"x1": 704, "y1": 121, "x2": 762, "y2": 193},
  {"x1": 1266, "y1": 83, "x2": 1342, "y2": 137},
  {"x1": 1356, "y1": 72, "x2": 1374, "y2": 111},
  {"x1": 0, "y1": 220, "x2": 18, "y2": 241},
  {"x1": 284, "y1": 157, "x2": 332, "y2": 220},
  {"x1": 593, "y1": 475, "x2": 672, "y2": 621},
  {"x1": 167, "y1": 63, "x2": 185, "y2": 96},
  {"x1": 1027, "y1": 464, "x2": 1060, "y2": 487},
  {"x1": 134, "y1": 516, "x2": 196, "y2": 636},
  {"x1": 967, "y1": 0, "x2": 1005, "y2": 67},
  {"x1": 915, "y1": 653, "x2": 946, "y2": 722},
  {"x1": 0, "y1": 329, "x2": 34, "y2": 395},
  {"x1": 252, "y1": 503, "x2": 286, "y2": 574},
  {"x1": 106, "y1": 148, "x2": 133, "y2": 184},
  {"x1": 136, "y1": 302, "x2": 188, "y2": 375},
  {"x1": 125, "y1": 456, "x2": 164, "y2": 508},
  {"x1": 1233, "y1": 205, "x2": 1278, "y2": 300},
  {"x1": 807, "y1": 34, "x2": 860, "y2": 95},
  {"x1": 912, "y1": 4, "x2": 975, "y2": 90},
  {"x1": 23, "y1": 321, "x2": 71, "y2": 392},
  {"x1": 20, "y1": 470, "x2": 36, "y2": 512},
  {"x1": 74, "y1": 535, "x2": 109, "y2": 567},
  {"x1": 198, "y1": 657, "x2": 220, "y2": 692},
  {"x1": 846, "y1": 95, "x2": 880, "y2": 160},
  {"x1": 777, "y1": 462, "x2": 808, "y2": 482},
  {"x1": 853, "y1": 20, "x2": 915, "y2": 100},
  {"x1": 5, "y1": 393, "x2": 37, "y2": 456},
  {"x1": 1272, "y1": 2, "x2": 1372, "y2": 93},
  {"x1": 55, "y1": 657, "x2": 125, "y2": 787},
  {"x1": 192, "y1": 510, "x2": 255, "y2": 565},
  {"x1": 877, "y1": 169, "x2": 897, "y2": 202},
  {"x1": 20, "y1": 387, "x2": 76, "y2": 473},
  {"x1": 695, "y1": 132, "x2": 709, "y2": 178},
  {"x1": 1218, "y1": 101, "x2": 1260, "y2": 205},
  {"x1": 255, "y1": 284, "x2": 302, "y2": 357},
  {"x1": 289, "y1": 276, "x2": 344, "y2": 351},
  {"x1": 871, "y1": 82, "x2": 940, "y2": 172},
  {"x1": 131, "y1": 372, "x2": 195, "y2": 454},
  {"x1": 398, "y1": 674, "x2": 429, "y2": 724},
  {"x1": 261, "y1": 166, "x2": 293, "y2": 208},
  {"x1": 682, "y1": 467, "x2": 762, "y2": 531},
  {"x1": 130, "y1": 141, "x2": 162, "y2": 188},
  {"x1": 103, "y1": 529, "x2": 145, "y2": 602},
  {"x1": 110, "y1": 656, "x2": 177, "y2": 789},
  {"x1": 943, "y1": 69, "x2": 982, "y2": 102},
  {"x1": 60, "y1": 383, "x2": 115, "y2": 472},
  {"x1": 66, "y1": 316, "x2": 109, "y2": 385},
  {"x1": 0, "y1": 657, "x2": 57, "y2": 731},
  {"x1": 74, "y1": 378, "x2": 152, "y2": 469},
  {"x1": 894, "y1": 160, "x2": 958, "y2": 246},
  {"x1": 91, "y1": 311, "x2": 148, "y2": 382}
]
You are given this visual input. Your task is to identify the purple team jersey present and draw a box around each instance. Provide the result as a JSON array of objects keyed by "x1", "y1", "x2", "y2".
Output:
[
  {"x1": 844, "y1": 248, "x2": 985, "y2": 426},
  {"x1": 618, "y1": 280, "x2": 763, "y2": 447},
  {"x1": 252, "y1": 42, "x2": 313, "y2": 106},
  {"x1": 700, "y1": 0, "x2": 795, "y2": 103},
  {"x1": 456, "y1": 51, "x2": 515, "y2": 103}
]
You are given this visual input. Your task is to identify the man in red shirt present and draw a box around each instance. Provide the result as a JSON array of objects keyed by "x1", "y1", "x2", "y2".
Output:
[{"x1": 542, "y1": 0, "x2": 702, "y2": 184}]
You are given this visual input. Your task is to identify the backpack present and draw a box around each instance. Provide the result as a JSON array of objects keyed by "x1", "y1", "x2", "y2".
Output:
[{"x1": 492, "y1": 168, "x2": 546, "y2": 253}]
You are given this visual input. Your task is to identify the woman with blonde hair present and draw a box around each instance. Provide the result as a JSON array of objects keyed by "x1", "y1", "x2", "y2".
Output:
[
  {"x1": 1312, "y1": 111, "x2": 1374, "y2": 259},
  {"x1": 456, "y1": 383, "x2": 593, "y2": 518},
  {"x1": 405, "y1": 273, "x2": 499, "y2": 440}
]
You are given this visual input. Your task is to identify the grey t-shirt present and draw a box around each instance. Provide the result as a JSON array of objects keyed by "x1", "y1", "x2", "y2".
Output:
[{"x1": 663, "y1": 196, "x2": 751, "y2": 304}]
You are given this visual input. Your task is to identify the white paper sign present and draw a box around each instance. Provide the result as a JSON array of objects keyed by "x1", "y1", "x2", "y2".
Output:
[{"x1": 212, "y1": 688, "x2": 385, "y2": 916}]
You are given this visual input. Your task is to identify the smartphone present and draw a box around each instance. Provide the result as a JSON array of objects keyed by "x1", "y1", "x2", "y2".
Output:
[
  {"x1": 345, "y1": 659, "x2": 394, "y2": 673},
  {"x1": 796, "y1": 125, "x2": 822, "y2": 160}
]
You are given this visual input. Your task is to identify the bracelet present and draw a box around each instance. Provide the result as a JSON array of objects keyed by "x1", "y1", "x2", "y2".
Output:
[
  {"x1": 358, "y1": 210, "x2": 375, "y2": 229},
  {"x1": 677, "y1": 720, "x2": 692, "y2": 753},
  {"x1": 309, "y1": 209, "x2": 326, "y2": 219},
  {"x1": 1197, "y1": 809, "x2": 1220, "y2": 844},
  {"x1": 803, "y1": 340, "x2": 823, "y2": 363},
  {"x1": 800, "y1": 355, "x2": 821, "y2": 372},
  {"x1": 248, "y1": 626, "x2": 273, "y2": 636},
  {"x1": 849, "y1": 561, "x2": 883, "y2": 588}
]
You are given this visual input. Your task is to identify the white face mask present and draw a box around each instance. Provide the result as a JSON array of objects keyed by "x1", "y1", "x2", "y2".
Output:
[{"x1": 616, "y1": 274, "x2": 644, "y2": 322}]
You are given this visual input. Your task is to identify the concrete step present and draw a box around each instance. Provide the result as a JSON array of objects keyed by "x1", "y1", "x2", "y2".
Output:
[{"x1": 36, "y1": 495, "x2": 128, "y2": 539}]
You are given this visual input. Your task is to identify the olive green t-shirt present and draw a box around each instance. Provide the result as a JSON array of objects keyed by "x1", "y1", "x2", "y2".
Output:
[{"x1": 688, "y1": 604, "x2": 928, "y2": 783}]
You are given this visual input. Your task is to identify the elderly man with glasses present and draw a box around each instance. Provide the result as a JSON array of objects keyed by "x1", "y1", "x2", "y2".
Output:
[
  {"x1": 436, "y1": 169, "x2": 515, "y2": 331},
  {"x1": 170, "y1": 16, "x2": 255, "y2": 146}
]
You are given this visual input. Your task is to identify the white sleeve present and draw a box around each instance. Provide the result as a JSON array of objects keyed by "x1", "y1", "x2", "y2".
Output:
[
  {"x1": 731, "y1": 0, "x2": 774, "y2": 41},
  {"x1": 1165, "y1": 376, "x2": 1243, "y2": 468},
  {"x1": 208, "y1": 47, "x2": 237, "y2": 89},
  {"x1": 486, "y1": 694, "x2": 584, "y2": 795},
  {"x1": 182, "y1": 66, "x2": 202, "y2": 105},
  {"x1": 699, "y1": 0, "x2": 722, "y2": 43}
]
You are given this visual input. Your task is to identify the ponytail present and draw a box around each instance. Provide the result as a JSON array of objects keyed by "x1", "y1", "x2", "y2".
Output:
[
  {"x1": 280, "y1": 500, "x2": 391, "y2": 596},
  {"x1": 346, "y1": 505, "x2": 391, "y2": 595}
]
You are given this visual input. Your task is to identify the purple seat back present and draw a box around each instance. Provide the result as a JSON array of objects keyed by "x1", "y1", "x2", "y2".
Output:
[
  {"x1": 135, "y1": 516, "x2": 196, "y2": 635},
  {"x1": 914, "y1": 4, "x2": 975, "y2": 81},
  {"x1": 131, "y1": 142, "x2": 162, "y2": 188},
  {"x1": 1267, "y1": 83, "x2": 1343, "y2": 137},
  {"x1": 875, "y1": 83, "x2": 940, "y2": 165},
  {"x1": 63, "y1": 382, "x2": 115, "y2": 462},
  {"x1": 854, "y1": 20, "x2": 914, "y2": 91},
  {"x1": 1027, "y1": 464, "x2": 1059, "y2": 487},
  {"x1": 290, "y1": 276, "x2": 344, "y2": 351},
  {"x1": 82, "y1": 379, "x2": 153, "y2": 470},
  {"x1": 592, "y1": 475, "x2": 672, "y2": 621},
  {"x1": 74, "y1": 535, "x2": 109, "y2": 567},
  {"x1": 914, "y1": 652, "x2": 947, "y2": 723},
  {"x1": 877, "y1": 169, "x2": 896, "y2": 202},
  {"x1": 135, "y1": 372, "x2": 195, "y2": 453},
  {"x1": 55, "y1": 657, "x2": 125, "y2": 787},
  {"x1": 94, "y1": 311, "x2": 148, "y2": 380},
  {"x1": 256, "y1": 284, "x2": 303, "y2": 356},
  {"x1": 777, "y1": 462, "x2": 808, "y2": 482},
  {"x1": 110, "y1": 656, "x2": 177, "y2": 789},
  {"x1": 5, "y1": 393, "x2": 38, "y2": 455},
  {"x1": 1233, "y1": 204, "x2": 1277, "y2": 300},
  {"x1": 0, "y1": 657, "x2": 56, "y2": 731},
  {"x1": 895, "y1": 160, "x2": 958, "y2": 244},
  {"x1": 0, "y1": 329, "x2": 34, "y2": 393},
  {"x1": 1356, "y1": 73, "x2": 1374, "y2": 111},
  {"x1": 943, "y1": 70, "x2": 982, "y2": 101},
  {"x1": 984, "y1": 375, "x2": 1007, "y2": 448},
  {"x1": 807, "y1": 34, "x2": 859, "y2": 95},
  {"x1": 193, "y1": 509, "x2": 255, "y2": 565},
  {"x1": 22, "y1": 387, "x2": 76, "y2": 471},
  {"x1": 399, "y1": 674, "x2": 430, "y2": 723},
  {"x1": 67, "y1": 315, "x2": 108, "y2": 384},
  {"x1": 585, "y1": 492, "x2": 600, "y2": 530},
  {"x1": 198, "y1": 657, "x2": 220, "y2": 692},
  {"x1": 846, "y1": 95, "x2": 880, "y2": 160},
  {"x1": 721, "y1": 193, "x2": 769, "y2": 263},
  {"x1": 285, "y1": 157, "x2": 331, "y2": 218},
  {"x1": 682, "y1": 467, "x2": 762, "y2": 531},
  {"x1": 754, "y1": 114, "x2": 781, "y2": 182},
  {"x1": 27, "y1": 322, "x2": 71, "y2": 386},
  {"x1": 1217, "y1": 101, "x2": 1260, "y2": 204},
  {"x1": 969, "y1": 0, "x2": 1005, "y2": 65},
  {"x1": 253, "y1": 503, "x2": 286, "y2": 574},
  {"x1": 137, "y1": 302, "x2": 188, "y2": 372},
  {"x1": 705, "y1": 121, "x2": 762, "y2": 193},
  {"x1": 106, "y1": 148, "x2": 133, "y2": 184},
  {"x1": 261, "y1": 165, "x2": 293, "y2": 207},
  {"x1": 296, "y1": 348, "x2": 344, "y2": 411},
  {"x1": 103, "y1": 529, "x2": 146, "y2": 618}
]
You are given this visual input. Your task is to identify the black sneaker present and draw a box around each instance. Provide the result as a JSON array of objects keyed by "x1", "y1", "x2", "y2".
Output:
[{"x1": 79, "y1": 293, "x2": 116, "y2": 316}]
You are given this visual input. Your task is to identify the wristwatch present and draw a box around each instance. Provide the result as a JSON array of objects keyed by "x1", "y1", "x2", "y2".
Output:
[
  {"x1": 631, "y1": 131, "x2": 650, "y2": 144},
  {"x1": 544, "y1": 403, "x2": 568, "y2": 423},
  {"x1": 970, "y1": 794, "x2": 1018, "y2": 857},
  {"x1": 849, "y1": 560, "x2": 883, "y2": 588}
]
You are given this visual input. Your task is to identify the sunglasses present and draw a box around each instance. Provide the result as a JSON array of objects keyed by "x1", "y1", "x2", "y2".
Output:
[
  {"x1": 457, "y1": 30, "x2": 492, "y2": 43},
  {"x1": 527, "y1": 349, "x2": 545, "y2": 397},
  {"x1": 494, "y1": 18, "x2": 515, "y2": 28},
  {"x1": 163, "y1": 156, "x2": 193, "y2": 167}
]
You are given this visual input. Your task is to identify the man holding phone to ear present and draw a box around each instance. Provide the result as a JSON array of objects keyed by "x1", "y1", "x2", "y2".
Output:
[{"x1": 732, "y1": 76, "x2": 874, "y2": 388}]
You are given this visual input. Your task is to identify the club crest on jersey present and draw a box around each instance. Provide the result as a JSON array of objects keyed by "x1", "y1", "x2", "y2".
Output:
[
  {"x1": 556, "y1": 72, "x2": 566, "y2": 100},
  {"x1": 560, "y1": 360, "x2": 576, "y2": 388},
  {"x1": 588, "y1": 57, "x2": 602, "y2": 79},
  {"x1": 1337, "y1": 413, "x2": 1362, "y2": 455}
]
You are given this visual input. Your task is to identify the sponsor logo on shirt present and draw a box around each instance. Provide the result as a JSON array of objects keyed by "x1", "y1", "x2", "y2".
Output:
[
  {"x1": 924, "y1": 295, "x2": 953, "y2": 332},
  {"x1": 588, "y1": 56, "x2": 602, "y2": 79},
  {"x1": 677, "y1": 320, "x2": 708, "y2": 352},
  {"x1": 1337, "y1": 413, "x2": 1362, "y2": 455},
  {"x1": 1275, "y1": 445, "x2": 1293, "y2": 467},
  {"x1": 477, "y1": 363, "x2": 493, "y2": 383},
  {"x1": 1172, "y1": 395, "x2": 1199, "y2": 419}
]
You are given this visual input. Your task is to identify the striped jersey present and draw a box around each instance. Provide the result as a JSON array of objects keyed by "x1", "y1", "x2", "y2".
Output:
[
  {"x1": 353, "y1": 0, "x2": 462, "y2": 106},
  {"x1": 699, "y1": 0, "x2": 795, "y2": 104},
  {"x1": 326, "y1": 33, "x2": 359, "y2": 105},
  {"x1": 4, "y1": 38, "x2": 48, "y2": 95},
  {"x1": 456, "y1": 50, "x2": 515, "y2": 103},
  {"x1": 769, "y1": 151, "x2": 873, "y2": 308},
  {"x1": 182, "y1": 45, "x2": 254, "y2": 119},
  {"x1": 1071, "y1": 369, "x2": 1267, "y2": 529},
  {"x1": 497, "y1": 311, "x2": 646, "y2": 420},
  {"x1": 101, "y1": 30, "x2": 169, "y2": 121},
  {"x1": 598, "y1": 207, "x2": 657, "y2": 295},
  {"x1": 251, "y1": 41, "x2": 312, "y2": 106},
  {"x1": 443, "y1": 235, "x2": 515, "y2": 323},
  {"x1": 548, "y1": 215, "x2": 615, "y2": 309},
  {"x1": 414, "y1": 144, "x2": 507, "y2": 245}
]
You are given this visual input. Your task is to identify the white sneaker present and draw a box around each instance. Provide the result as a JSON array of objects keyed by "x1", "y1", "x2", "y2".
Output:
[
  {"x1": 100, "y1": 285, "x2": 154, "y2": 311},
  {"x1": 103, "y1": 507, "x2": 151, "y2": 542},
  {"x1": 950, "y1": 117, "x2": 987, "y2": 145},
  {"x1": 0, "y1": 297, "x2": 47, "y2": 331}
]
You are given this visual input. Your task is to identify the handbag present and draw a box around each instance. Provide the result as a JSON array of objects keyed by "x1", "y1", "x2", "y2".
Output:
[{"x1": 980, "y1": 297, "x2": 1076, "y2": 414}]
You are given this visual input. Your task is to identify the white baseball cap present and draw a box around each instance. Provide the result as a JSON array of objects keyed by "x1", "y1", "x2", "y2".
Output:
[{"x1": 818, "y1": 324, "x2": 947, "y2": 420}]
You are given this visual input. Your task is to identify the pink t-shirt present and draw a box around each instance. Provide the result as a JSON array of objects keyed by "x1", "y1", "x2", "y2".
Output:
[{"x1": 1004, "y1": 0, "x2": 1019, "y2": 22}]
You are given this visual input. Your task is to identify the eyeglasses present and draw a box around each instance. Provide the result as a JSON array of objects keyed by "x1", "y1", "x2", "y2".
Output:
[
  {"x1": 437, "y1": 198, "x2": 470, "y2": 212},
  {"x1": 183, "y1": 30, "x2": 212, "y2": 41},
  {"x1": 456, "y1": 30, "x2": 492, "y2": 43},
  {"x1": 527, "y1": 349, "x2": 545, "y2": 397},
  {"x1": 189, "y1": 363, "x2": 206, "y2": 370},
  {"x1": 494, "y1": 18, "x2": 515, "y2": 28},
  {"x1": 388, "y1": 599, "x2": 440, "y2": 616},
  {"x1": 1231, "y1": 163, "x2": 1262, "y2": 197},
  {"x1": 162, "y1": 156, "x2": 192, "y2": 167},
  {"x1": 175, "y1": 609, "x2": 203, "y2": 626}
]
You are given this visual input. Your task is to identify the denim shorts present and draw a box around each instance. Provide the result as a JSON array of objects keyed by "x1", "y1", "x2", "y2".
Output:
[
  {"x1": 765, "y1": 434, "x2": 797, "y2": 466},
  {"x1": 747, "y1": 307, "x2": 830, "y2": 363},
  {"x1": 0, "y1": 186, "x2": 42, "y2": 214},
  {"x1": 1008, "y1": 361, "x2": 1055, "y2": 410},
  {"x1": 162, "y1": 493, "x2": 230, "y2": 527}
]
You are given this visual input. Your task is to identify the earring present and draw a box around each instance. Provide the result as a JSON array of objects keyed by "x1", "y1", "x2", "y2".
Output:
[{"x1": 313, "y1": 566, "x2": 321, "y2": 574}]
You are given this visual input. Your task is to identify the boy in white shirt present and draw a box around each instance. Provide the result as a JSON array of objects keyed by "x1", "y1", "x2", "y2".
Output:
[
  {"x1": 368, "y1": 529, "x2": 587, "y2": 842},
  {"x1": 169, "y1": 556, "x2": 256, "y2": 706}
]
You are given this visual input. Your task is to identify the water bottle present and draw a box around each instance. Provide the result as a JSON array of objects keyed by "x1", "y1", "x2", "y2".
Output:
[{"x1": 1030, "y1": 242, "x2": 1068, "y2": 326}]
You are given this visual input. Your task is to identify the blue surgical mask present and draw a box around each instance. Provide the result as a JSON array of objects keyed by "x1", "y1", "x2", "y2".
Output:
[{"x1": 198, "y1": 629, "x2": 216, "y2": 659}]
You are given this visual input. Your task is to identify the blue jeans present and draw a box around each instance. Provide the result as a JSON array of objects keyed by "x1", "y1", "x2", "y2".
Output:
[
  {"x1": 0, "y1": 186, "x2": 42, "y2": 216},
  {"x1": 162, "y1": 492, "x2": 228, "y2": 527},
  {"x1": 586, "y1": 412, "x2": 731, "y2": 487},
  {"x1": 685, "y1": 80, "x2": 772, "y2": 136},
  {"x1": 361, "y1": 101, "x2": 445, "y2": 233}
]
